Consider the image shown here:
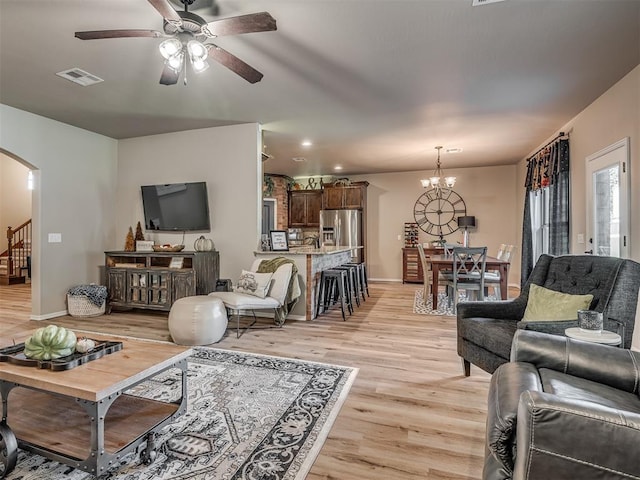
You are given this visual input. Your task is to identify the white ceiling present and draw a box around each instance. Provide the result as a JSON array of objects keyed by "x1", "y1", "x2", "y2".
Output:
[{"x1": 1, "y1": 0, "x2": 638, "y2": 178}]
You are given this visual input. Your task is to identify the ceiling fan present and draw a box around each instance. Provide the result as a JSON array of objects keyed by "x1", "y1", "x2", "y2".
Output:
[{"x1": 75, "y1": 0, "x2": 277, "y2": 85}]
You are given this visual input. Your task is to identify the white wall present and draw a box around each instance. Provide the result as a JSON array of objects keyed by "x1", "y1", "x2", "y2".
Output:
[
  {"x1": 565, "y1": 65, "x2": 639, "y2": 261},
  {"x1": 0, "y1": 153, "x2": 31, "y2": 252},
  {"x1": 0, "y1": 104, "x2": 118, "y2": 318},
  {"x1": 350, "y1": 164, "x2": 520, "y2": 284},
  {"x1": 116, "y1": 123, "x2": 262, "y2": 281}
]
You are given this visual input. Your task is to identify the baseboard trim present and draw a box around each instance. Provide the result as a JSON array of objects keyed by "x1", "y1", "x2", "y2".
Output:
[
  {"x1": 369, "y1": 278, "x2": 402, "y2": 283},
  {"x1": 30, "y1": 310, "x2": 67, "y2": 321}
]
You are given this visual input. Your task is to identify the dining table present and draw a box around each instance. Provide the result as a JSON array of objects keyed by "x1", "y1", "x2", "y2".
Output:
[{"x1": 429, "y1": 254, "x2": 511, "y2": 310}]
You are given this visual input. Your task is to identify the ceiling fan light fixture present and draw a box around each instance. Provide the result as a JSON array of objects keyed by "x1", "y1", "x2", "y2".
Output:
[
  {"x1": 192, "y1": 58, "x2": 210, "y2": 73},
  {"x1": 167, "y1": 51, "x2": 184, "y2": 72},
  {"x1": 159, "y1": 38, "x2": 182, "y2": 60},
  {"x1": 187, "y1": 40, "x2": 208, "y2": 61}
]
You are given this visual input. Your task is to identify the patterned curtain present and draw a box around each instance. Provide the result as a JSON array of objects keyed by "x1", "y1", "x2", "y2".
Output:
[{"x1": 520, "y1": 138, "x2": 570, "y2": 287}]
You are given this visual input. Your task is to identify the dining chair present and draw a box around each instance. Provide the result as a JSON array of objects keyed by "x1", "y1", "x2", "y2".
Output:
[
  {"x1": 416, "y1": 244, "x2": 432, "y2": 303},
  {"x1": 443, "y1": 246, "x2": 487, "y2": 313},
  {"x1": 484, "y1": 244, "x2": 514, "y2": 298},
  {"x1": 443, "y1": 243, "x2": 457, "y2": 257}
]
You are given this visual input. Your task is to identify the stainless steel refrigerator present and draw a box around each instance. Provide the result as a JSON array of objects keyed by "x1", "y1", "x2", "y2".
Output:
[{"x1": 319, "y1": 209, "x2": 363, "y2": 263}]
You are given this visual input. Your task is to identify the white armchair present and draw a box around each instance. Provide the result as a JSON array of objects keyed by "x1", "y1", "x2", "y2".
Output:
[{"x1": 208, "y1": 259, "x2": 295, "y2": 338}]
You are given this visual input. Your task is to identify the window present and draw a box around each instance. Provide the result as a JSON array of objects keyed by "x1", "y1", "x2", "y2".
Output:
[{"x1": 530, "y1": 187, "x2": 550, "y2": 263}]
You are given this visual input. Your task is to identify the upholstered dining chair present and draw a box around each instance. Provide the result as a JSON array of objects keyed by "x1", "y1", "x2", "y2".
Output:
[
  {"x1": 484, "y1": 244, "x2": 514, "y2": 298},
  {"x1": 208, "y1": 259, "x2": 296, "y2": 338},
  {"x1": 443, "y1": 246, "x2": 487, "y2": 313},
  {"x1": 416, "y1": 244, "x2": 432, "y2": 303}
]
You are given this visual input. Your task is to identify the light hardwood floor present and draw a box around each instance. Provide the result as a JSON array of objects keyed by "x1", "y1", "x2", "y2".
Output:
[{"x1": 0, "y1": 282, "x2": 494, "y2": 480}]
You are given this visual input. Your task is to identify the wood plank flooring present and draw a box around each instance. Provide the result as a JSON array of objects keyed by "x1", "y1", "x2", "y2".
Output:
[{"x1": 0, "y1": 282, "x2": 495, "y2": 479}]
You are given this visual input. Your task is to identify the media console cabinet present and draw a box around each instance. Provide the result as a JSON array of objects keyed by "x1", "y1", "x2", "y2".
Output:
[{"x1": 104, "y1": 251, "x2": 219, "y2": 312}]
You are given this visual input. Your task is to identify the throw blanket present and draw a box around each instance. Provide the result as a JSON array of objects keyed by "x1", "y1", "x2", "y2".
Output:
[
  {"x1": 67, "y1": 284, "x2": 108, "y2": 307},
  {"x1": 257, "y1": 257, "x2": 301, "y2": 325}
]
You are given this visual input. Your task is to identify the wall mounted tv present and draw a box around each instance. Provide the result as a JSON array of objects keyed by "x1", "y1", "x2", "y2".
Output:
[{"x1": 141, "y1": 182, "x2": 211, "y2": 232}]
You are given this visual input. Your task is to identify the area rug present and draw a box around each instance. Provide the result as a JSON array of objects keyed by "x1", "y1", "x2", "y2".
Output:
[
  {"x1": 413, "y1": 289, "x2": 498, "y2": 316},
  {"x1": 413, "y1": 289, "x2": 456, "y2": 316},
  {"x1": 6, "y1": 348, "x2": 358, "y2": 480}
]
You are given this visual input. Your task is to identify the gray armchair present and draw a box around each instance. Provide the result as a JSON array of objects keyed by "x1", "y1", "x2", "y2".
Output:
[
  {"x1": 484, "y1": 329, "x2": 640, "y2": 480},
  {"x1": 457, "y1": 254, "x2": 640, "y2": 376}
]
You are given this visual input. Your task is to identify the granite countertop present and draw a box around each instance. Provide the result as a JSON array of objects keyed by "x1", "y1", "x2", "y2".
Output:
[{"x1": 254, "y1": 246, "x2": 360, "y2": 256}]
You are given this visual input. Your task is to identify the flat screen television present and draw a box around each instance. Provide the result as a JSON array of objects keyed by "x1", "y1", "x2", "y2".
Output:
[{"x1": 141, "y1": 182, "x2": 211, "y2": 231}]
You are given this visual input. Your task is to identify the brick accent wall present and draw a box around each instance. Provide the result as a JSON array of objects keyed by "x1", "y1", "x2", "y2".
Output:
[{"x1": 264, "y1": 175, "x2": 291, "y2": 230}]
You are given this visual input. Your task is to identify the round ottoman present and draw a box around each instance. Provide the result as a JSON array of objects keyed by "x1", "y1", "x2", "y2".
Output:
[{"x1": 168, "y1": 296, "x2": 228, "y2": 345}]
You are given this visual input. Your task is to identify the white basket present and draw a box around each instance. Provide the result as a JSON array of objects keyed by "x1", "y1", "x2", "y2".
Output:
[{"x1": 67, "y1": 294, "x2": 106, "y2": 317}]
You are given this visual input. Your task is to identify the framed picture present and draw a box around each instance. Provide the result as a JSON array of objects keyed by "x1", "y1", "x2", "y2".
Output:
[
  {"x1": 169, "y1": 257, "x2": 184, "y2": 269},
  {"x1": 270, "y1": 230, "x2": 289, "y2": 251}
]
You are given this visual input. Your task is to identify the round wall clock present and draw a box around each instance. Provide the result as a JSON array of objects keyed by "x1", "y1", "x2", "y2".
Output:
[{"x1": 413, "y1": 188, "x2": 467, "y2": 238}]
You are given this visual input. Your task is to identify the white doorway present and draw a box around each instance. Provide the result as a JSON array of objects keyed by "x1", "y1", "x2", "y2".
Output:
[
  {"x1": 262, "y1": 198, "x2": 277, "y2": 235},
  {"x1": 585, "y1": 138, "x2": 630, "y2": 258}
]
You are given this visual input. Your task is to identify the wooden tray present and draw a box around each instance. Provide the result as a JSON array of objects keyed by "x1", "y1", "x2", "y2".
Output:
[{"x1": 0, "y1": 339, "x2": 123, "y2": 371}]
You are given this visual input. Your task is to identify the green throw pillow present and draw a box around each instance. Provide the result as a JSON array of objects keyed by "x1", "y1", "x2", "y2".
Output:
[{"x1": 522, "y1": 284, "x2": 594, "y2": 322}]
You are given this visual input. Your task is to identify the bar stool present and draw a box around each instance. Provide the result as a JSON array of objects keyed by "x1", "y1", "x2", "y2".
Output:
[
  {"x1": 345, "y1": 262, "x2": 369, "y2": 300},
  {"x1": 315, "y1": 269, "x2": 352, "y2": 321},
  {"x1": 334, "y1": 264, "x2": 360, "y2": 308}
]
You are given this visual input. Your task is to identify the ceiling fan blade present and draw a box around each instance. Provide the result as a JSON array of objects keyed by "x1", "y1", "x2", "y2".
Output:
[
  {"x1": 160, "y1": 64, "x2": 180, "y2": 85},
  {"x1": 147, "y1": 0, "x2": 183, "y2": 27},
  {"x1": 207, "y1": 45, "x2": 264, "y2": 83},
  {"x1": 201, "y1": 12, "x2": 276, "y2": 38},
  {"x1": 75, "y1": 29, "x2": 167, "y2": 40}
]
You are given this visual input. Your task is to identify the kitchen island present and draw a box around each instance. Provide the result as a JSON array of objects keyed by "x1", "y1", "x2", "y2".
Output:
[{"x1": 254, "y1": 246, "x2": 360, "y2": 321}]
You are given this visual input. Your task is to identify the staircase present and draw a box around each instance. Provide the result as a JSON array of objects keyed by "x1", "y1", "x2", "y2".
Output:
[{"x1": 1, "y1": 220, "x2": 31, "y2": 285}]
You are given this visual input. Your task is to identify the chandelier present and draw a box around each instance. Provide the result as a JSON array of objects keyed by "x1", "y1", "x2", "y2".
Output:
[
  {"x1": 159, "y1": 33, "x2": 210, "y2": 75},
  {"x1": 420, "y1": 146, "x2": 456, "y2": 189}
]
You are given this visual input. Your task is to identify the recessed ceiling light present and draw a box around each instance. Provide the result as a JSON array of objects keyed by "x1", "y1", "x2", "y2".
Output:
[
  {"x1": 292, "y1": 157, "x2": 307, "y2": 162},
  {"x1": 446, "y1": 148, "x2": 463, "y2": 153},
  {"x1": 301, "y1": 140, "x2": 313, "y2": 147},
  {"x1": 334, "y1": 165, "x2": 343, "y2": 171}
]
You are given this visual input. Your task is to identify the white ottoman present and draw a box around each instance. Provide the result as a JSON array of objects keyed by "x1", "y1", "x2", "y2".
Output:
[{"x1": 168, "y1": 296, "x2": 228, "y2": 345}]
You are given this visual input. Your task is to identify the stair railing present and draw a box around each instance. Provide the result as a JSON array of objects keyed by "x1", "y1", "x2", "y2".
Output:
[{"x1": 5, "y1": 219, "x2": 32, "y2": 277}]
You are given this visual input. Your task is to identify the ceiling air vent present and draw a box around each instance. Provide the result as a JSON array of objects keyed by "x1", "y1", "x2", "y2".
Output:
[
  {"x1": 472, "y1": 0, "x2": 506, "y2": 6},
  {"x1": 56, "y1": 68, "x2": 104, "y2": 86}
]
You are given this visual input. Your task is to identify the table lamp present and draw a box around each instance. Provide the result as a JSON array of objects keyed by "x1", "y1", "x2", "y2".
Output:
[{"x1": 458, "y1": 216, "x2": 476, "y2": 247}]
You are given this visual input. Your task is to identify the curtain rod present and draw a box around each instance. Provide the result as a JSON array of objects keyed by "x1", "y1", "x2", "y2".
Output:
[{"x1": 527, "y1": 131, "x2": 569, "y2": 162}]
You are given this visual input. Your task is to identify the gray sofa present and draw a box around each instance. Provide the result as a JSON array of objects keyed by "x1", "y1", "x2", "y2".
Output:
[
  {"x1": 484, "y1": 329, "x2": 640, "y2": 480},
  {"x1": 457, "y1": 254, "x2": 640, "y2": 376}
]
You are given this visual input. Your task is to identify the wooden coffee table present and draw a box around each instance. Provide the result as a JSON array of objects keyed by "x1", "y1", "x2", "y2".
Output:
[{"x1": 0, "y1": 334, "x2": 192, "y2": 478}]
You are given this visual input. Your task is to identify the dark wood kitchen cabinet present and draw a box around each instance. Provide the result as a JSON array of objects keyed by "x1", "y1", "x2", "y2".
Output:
[
  {"x1": 322, "y1": 181, "x2": 369, "y2": 209},
  {"x1": 288, "y1": 190, "x2": 323, "y2": 227}
]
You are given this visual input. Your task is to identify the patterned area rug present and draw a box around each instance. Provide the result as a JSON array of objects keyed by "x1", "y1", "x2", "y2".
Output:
[
  {"x1": 413, "y1": 289, "x2": 498, "y2": 316},
  {"x1": 6, "y1": 348, "x2": 358, "y2": 480},
  {"x1": 413, "y1": 289, "x2": 456, "y2": 316}
]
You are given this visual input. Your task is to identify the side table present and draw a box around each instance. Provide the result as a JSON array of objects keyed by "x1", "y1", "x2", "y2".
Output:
[{"x1": 565, "y1": 327, "x2": 622, "y2": 346}]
